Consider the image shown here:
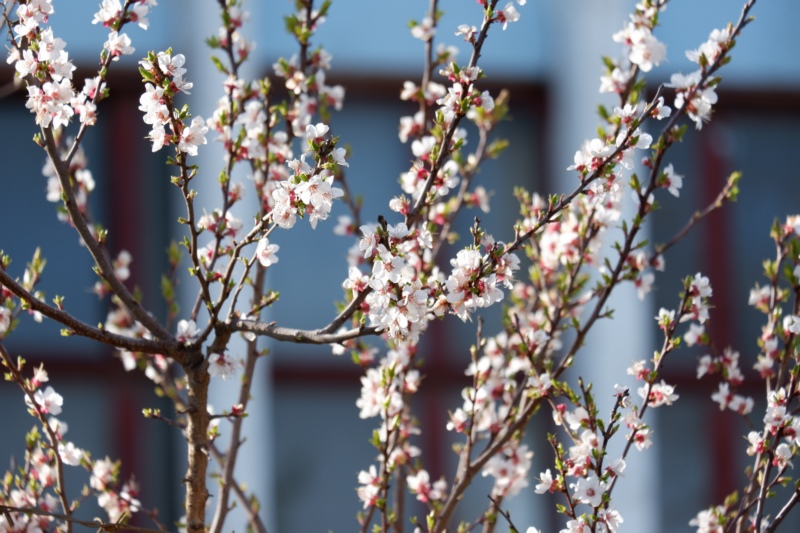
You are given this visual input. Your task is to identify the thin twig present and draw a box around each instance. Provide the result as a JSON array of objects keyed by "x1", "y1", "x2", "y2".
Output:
[
  {"x1": 0, "y1": 504, "x2": 165, "y2": 533},
  {"x1": 487, "y1": 496, "x2": 520, "y2": 533},
  {"x1": 0, "y1": 344, "x2": 74, "y2": 533}
]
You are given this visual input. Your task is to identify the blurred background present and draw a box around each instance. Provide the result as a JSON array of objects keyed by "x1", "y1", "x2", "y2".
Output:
[{"x1": 1, "y1": 1, "x2": 799, "y2": 531}]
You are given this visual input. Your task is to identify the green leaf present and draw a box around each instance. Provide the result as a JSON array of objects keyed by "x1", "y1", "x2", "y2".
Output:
[{"x1": 210, "y1": 55, "x2": 228, "y2": 74}]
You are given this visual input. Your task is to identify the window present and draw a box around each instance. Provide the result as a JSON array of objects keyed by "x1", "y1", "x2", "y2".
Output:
[
  {"x1": 652, "y1": 88, "x2": 800, "y2": 530},
  {"x1": 0, "y1": 68, "x2": 178, "y2": 526},
  {"x1": 269, "y1": 76, "x2": 549, "y2": 530}
]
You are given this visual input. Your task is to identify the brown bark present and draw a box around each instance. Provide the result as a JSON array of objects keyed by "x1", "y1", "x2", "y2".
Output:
[{"x1": 184, "y1": 357, "x2": 211, "y2": 532}]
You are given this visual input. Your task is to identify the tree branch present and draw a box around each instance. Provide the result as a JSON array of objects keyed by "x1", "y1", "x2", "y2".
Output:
[
  {"x1": 40, "y1": 129, "x2": 172, "y2": 342},
  {"x1": 0, "y1": 267, "x2": 177, "y2": 359},
  {"x1": 229, "y1": 318, "x2": 381, "y2": 344},
  {"x1": 0, "y1": 504, "x2": 165, "y2": 533}
]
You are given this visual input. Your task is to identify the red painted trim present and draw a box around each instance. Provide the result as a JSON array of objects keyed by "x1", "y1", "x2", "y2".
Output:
[
  {"x1": 700, "y1": 124, "x2": 737, "y2": 503},
  {"x1": 106, "y1": 97, "x2": 144, "y2": 289}
]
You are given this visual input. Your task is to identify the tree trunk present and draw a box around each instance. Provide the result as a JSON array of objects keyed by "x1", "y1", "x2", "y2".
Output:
[{"x1": 185, "y1": 359, "x2": 211, "y2": 532}]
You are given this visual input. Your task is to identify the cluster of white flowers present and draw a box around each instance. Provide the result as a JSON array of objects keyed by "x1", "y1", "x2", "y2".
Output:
[
  {"x1": 395, "y1": 59, "x2": 500, "y2": 213},
  {"x1": 139, "y1": 50, "x2": 203, "y2": 153},
  {"x1": 356, "y1": 223, "x2": 427, "y2": 340},
  {"x1": 42, "y1": 144, "x2": 94, "y2": 220},
  {"x1": 696, "y1": 345, "x2": 753, "y2": 416},
  {"x1": 94, "y1": 0, "x2": 156, "y2": 31},
  {"x1": 267, "y1": 124, "x2": 345, "y2": 230},
  {"x1": 482, "y1": 443, "x2": 534, "y2": 498},
  {"x1": 406, "y1": 469, "x2": 447, "y2": 503},
  {"x1": 0, "y1": 0, "x2": 786, "y2": 531},
  {"x1": 667, "y1": 27, "x2": 733, "y2": 129},
  {"x1": 8, "y1": 1, "x2": 152, "y2": 129},
  {"x1": 600, "y1": 1, "x2": 667, "y2": 94},
  {"x1": 442, "y1": 242, "x2": 519, "y2": 322},
  {"x1": 91, "y1": 456, "x2": 142, "y2": 523},
  {"x1": 356, "y1": 464, "x2": 380, "y2": 509},
  {"x1": 215, "y1": 6, "x2": 255, "y2": 61},
  {"x1": 355, "y1": 343, "x2": 424, "y2": 508},
  {"x1": 0, "y1": 358, "x2": 145, "y2": 531},
  {"x1": 272, "y1": 11, "x2": 344, "y2": 137},
  {"x1": 537, "y1": 394, "x2": 627, "y2": 533},
  {"x1": 612, "y1": 20, "x2": 667, "y2": 73},
  {"x1": 667, "y1": 71, "x2": 718, "y2": 130}
]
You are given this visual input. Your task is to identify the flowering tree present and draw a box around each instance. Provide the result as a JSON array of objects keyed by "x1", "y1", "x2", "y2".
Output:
[{"x1": 4, "y1": 0, "x2": 799, "y2": 531}]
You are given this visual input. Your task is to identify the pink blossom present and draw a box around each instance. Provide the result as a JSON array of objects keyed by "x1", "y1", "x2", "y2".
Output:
[
  {"x1": 638, "y1": 380, "x2": 679, "y2": 407},
  {"x1": 256, "y1": 237, "x2": 280, "y2": 267},
  {"x1": 356, "y1": 465, "x2": 380, "y2": 508},
  {"x1": 37, "y1": 28, "x2": 65, "y2": 63},
  {"x1": 571, "y1": 476, "x2": 607, "y2": 507},
  {"x1": 456, "y1": 24, "x2": 478, "y2": 42},
  {"x1": 157, "y1": 51, "x2": 187, "y2": 78},
  {"x1": 208, "y1": 352, "x2": 243, "y2": 380},
  {"x1": 630, "y1": 427, "x2": 652, "y2": 451},
  {"x1": 178, "y1": 117, "x2": 208, "y2": 156},
  {"x1": 482, "y1": 444, "x2": 533, "y2": 497},
  {"x1": 598, "y1": 508, "x2": 624, "y2": 532},
  {"x1": 613, "y1": 23, "x2": 666, "y2": 72},
  {"x1": 305, "y1": 122, "x2": 329, "y2": 141},
  {"x1": 773, "y1": 443, "x2": 793, "y2": 469},
  {"x1": 668, "y1": 71, "x2": 718, "y2": 129},
  {"x1": 410, "y1": 17, "x2": 435, "y2": 41},
  {"x1": 651, "y1": 96, "x2": 672, "y2": 119},
  {"x1": 746, "y1": 431, "x2": 766, "y2": 456},
  {"x1": 407, "y1": 469, "x2": 447, "y2": 502},
  {"x1": 534, "y1": 468, "x2": 554, "y2": 494},
  {"x1": 560, "y1": 517, "x2": 591, "y2": 533},
  {"x1": 783, "y1": 315, "x2": 800, "y2": 335},
  {"x1": 496, "y1": 3, "x2": 521, "y2": 31},
  {"x1": 90, "y1": 457, "x2": 117, "y2": 491},
  {"x1": 93, "y1": 0, "x2": 122, "y2": 26},
  {"x1": 686, "y1": 28, "x2": 731, "y2": 65},
  {"x1": 684, "y1": 323, "x2": 705, "y2": 346},
  {"x1": 58, "y1": 442, "x2": 84, "y2": 466},
  {"x1": 689, "y1": 506, "x2": 725, "y2": 532},
  {"x1": 104, "y1": 31, "x2": 134, "y2": 60},
  {"x1": 176, "y1": 319, "x2": 198, "y2": 345},
  {"x1": 662, "y1": 163, "x2": 683, "y2": 197},
  {"x1": 25, "y1": 386, "x2": 63, "y2": 416},
  {"x1": 0, "y1": 307, "x2": 10, "y2": 336}
]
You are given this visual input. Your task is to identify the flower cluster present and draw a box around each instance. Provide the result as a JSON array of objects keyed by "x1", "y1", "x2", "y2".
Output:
[
  {"x1": 686, "y1": 218, "x2": 800, "y2": 530},
  {"x1": 7, "y1": 1, "x2": 151, "y2": 129},
  {"x1": 667, "y1": 26, "x2": 735, "y2": 129},
  {"x1": 699, "y1": 347, "x2": 753, "y2": 415},
  {"x1": 268, "y1": 124, "x2": 345, "y2": 230},
  {"x1": 0, "y1": 0, "x2": 775, "y2": 532},
  {"x1": 355, "y1": 343, "x2": 427, "y2": 509},
  {"x1": 42, "y1": 143, "x2": 95, "y2": 222},
  {"x1": 611, "y1": 4, "x2": 667, "y2": 73},
  {"x1": 407, "y1": 469, "x2": 447, "y2": 503},
  {"x1": 524, "y1": 270, "x2": 714, "y2": 532},
  {"x1": 601, "y1": 1, "x2": 667, "y2": 93},
  {"x1": 360, "y1": 231, "x2": 430, "y2": 341},
  {"x1": 482, "y1": 443, "x2": 534, "y2": 498},
  {"x1": 91, "y1": 457, "x2": 142, "y2": 523},
  {"x1": 532, "y1": 382, "x2": 629, "y2": 532},
  {"x1": 272, "y1": 7, "x2": 344, "y2": 137},
  {"x1": 139, "y1": 50, "x2": 202, "y2": 153},
  {"x1": 0, "y1": 358, "x2": 142, "y2": 530}
]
